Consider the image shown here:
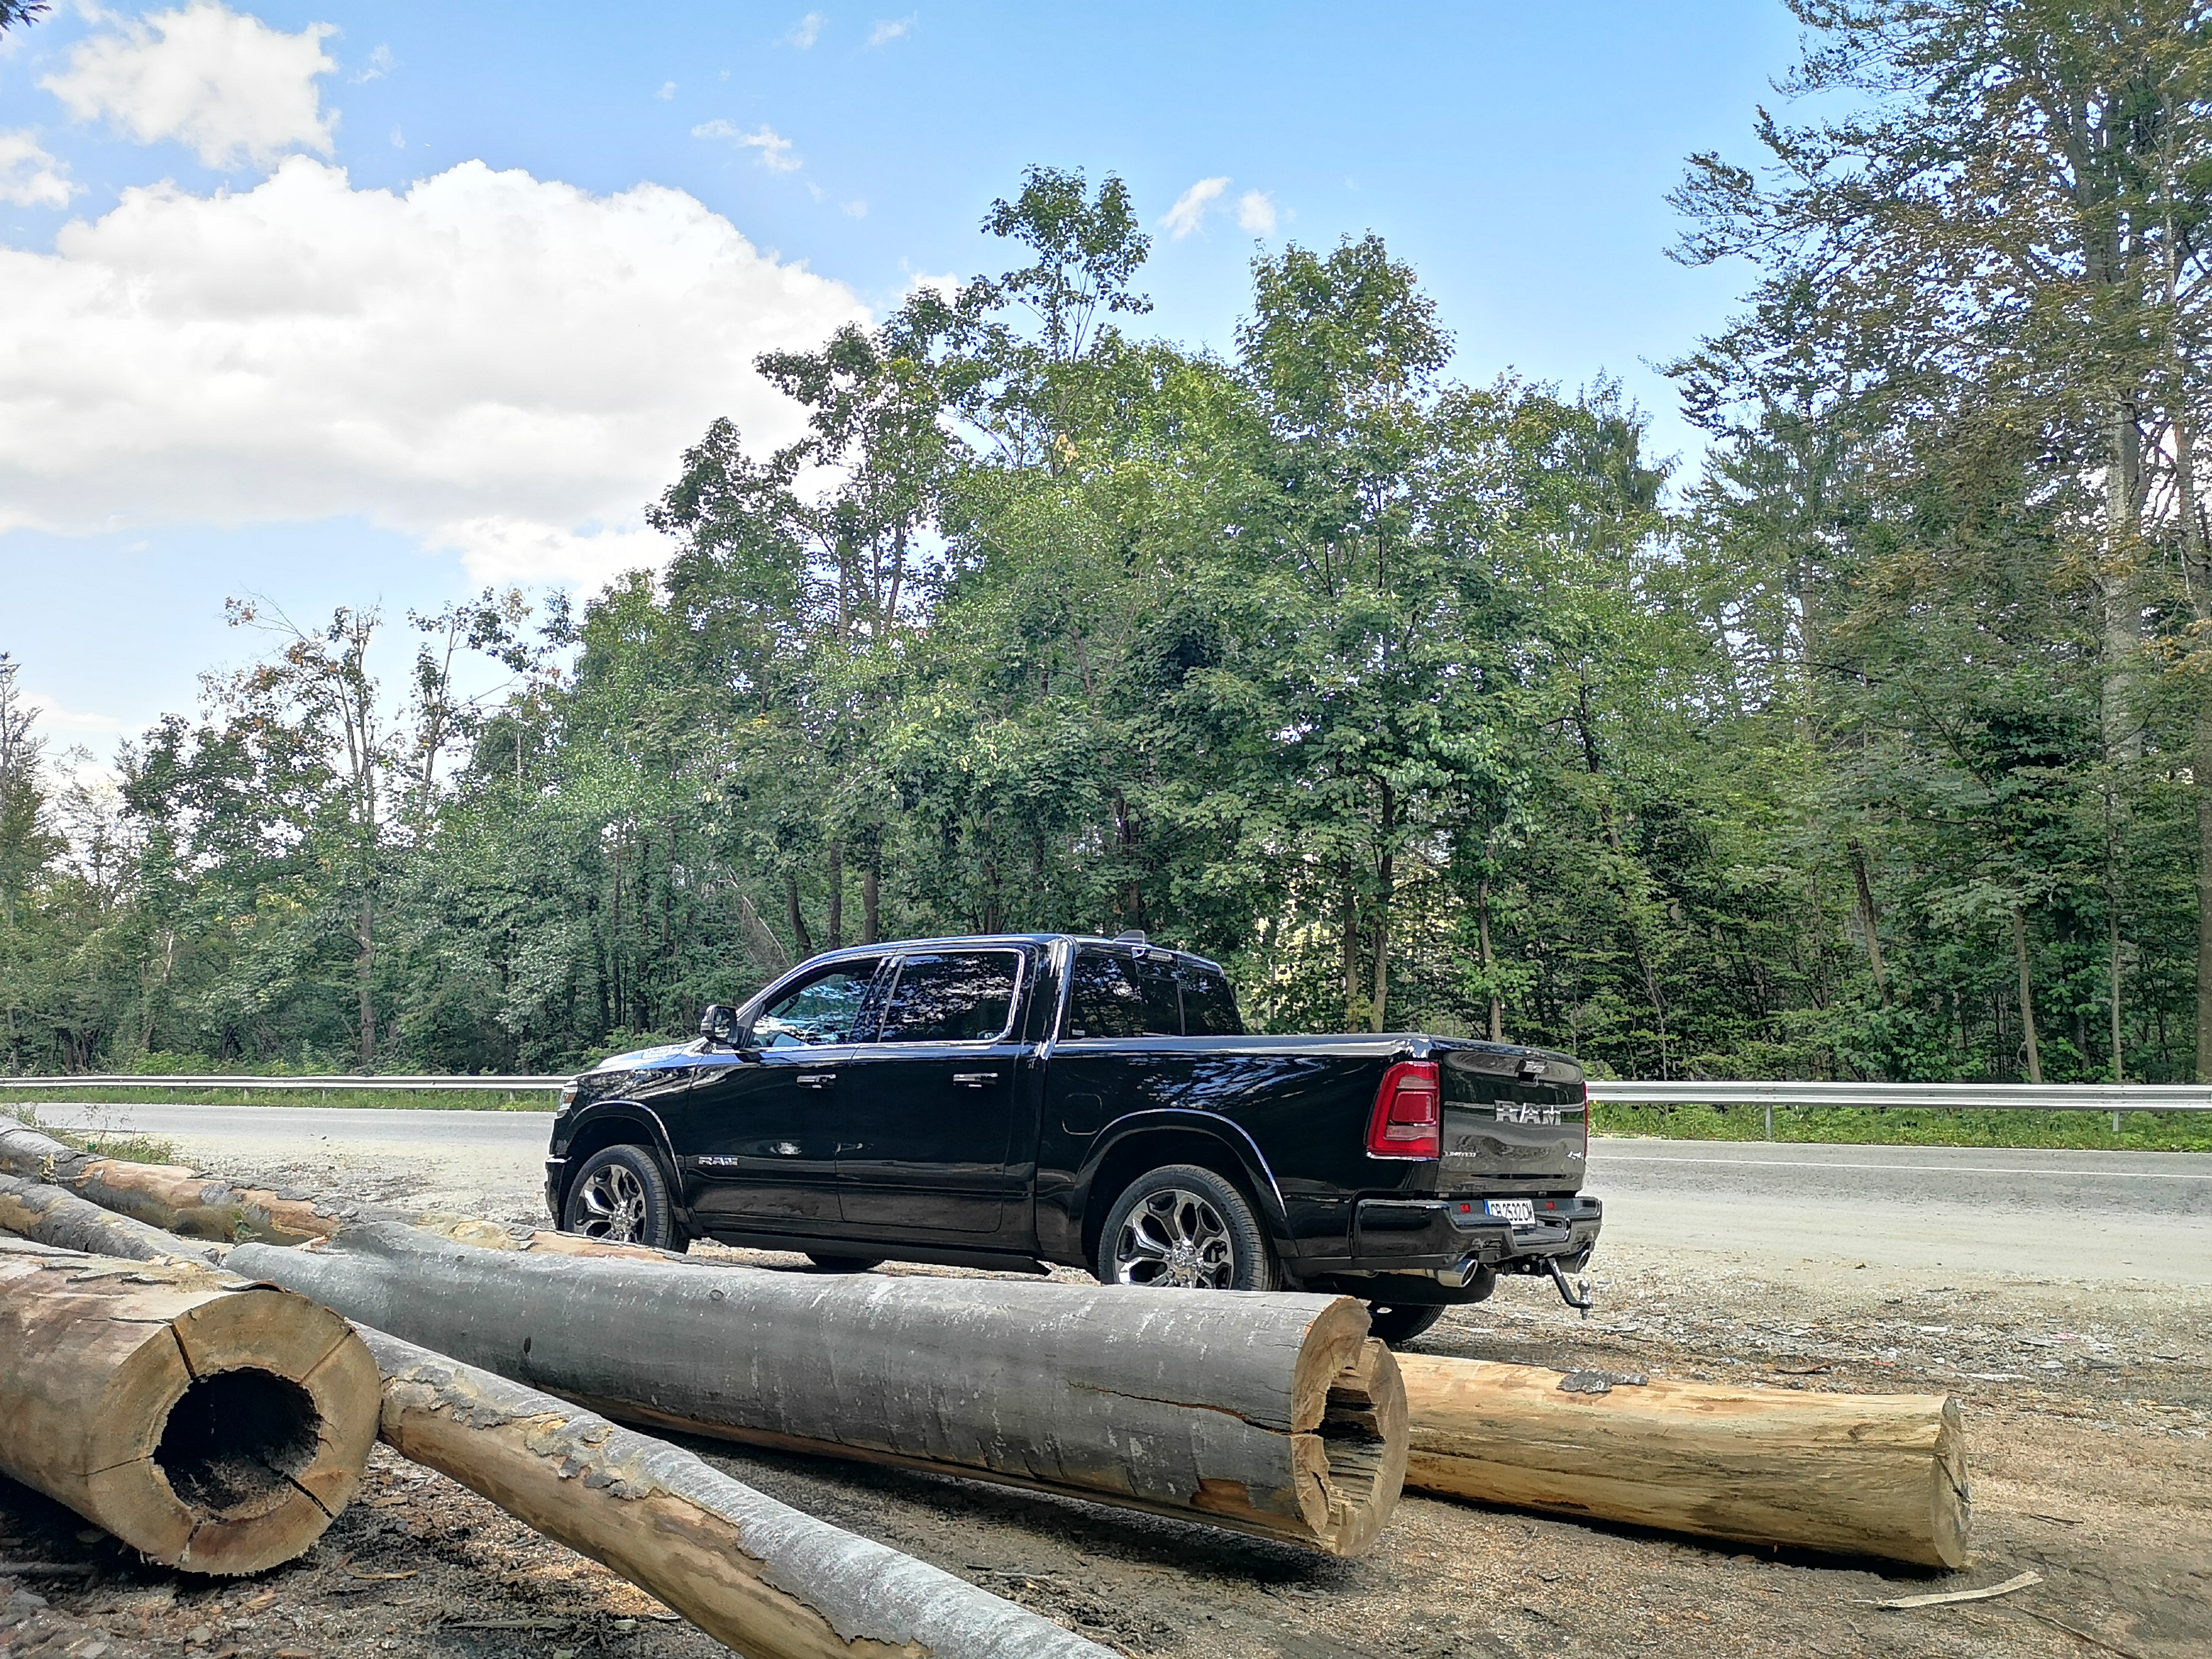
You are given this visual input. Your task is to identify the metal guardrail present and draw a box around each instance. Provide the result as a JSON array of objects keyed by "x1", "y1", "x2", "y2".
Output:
[
  {"x1": 1586, "y1": 1079, "x2": 2212, "y2": 1134},
  {"x1": 0, "y1": 1074, "x2": 560, "y2": 1091},
  {"x1": 2, "y1": 1074, "x2": 2206, "y2": 1131}
]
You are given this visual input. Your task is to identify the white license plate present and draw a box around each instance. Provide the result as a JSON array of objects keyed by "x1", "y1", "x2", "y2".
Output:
[{"x1": 1484, "y1": 1199, "x2": 1535, "y2": 1224}]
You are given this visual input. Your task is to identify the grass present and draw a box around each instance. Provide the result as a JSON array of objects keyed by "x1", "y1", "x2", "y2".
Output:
[
  {"x1": 1592, "y1": 1099, "x2": 2212, "y2": 1153},
  {"x1": 0, "y1": 1085, "x2": 558, "y2": 1112},
  {"x1": 7, "y1": 1101, "x2": 180, "y2": 1165}
]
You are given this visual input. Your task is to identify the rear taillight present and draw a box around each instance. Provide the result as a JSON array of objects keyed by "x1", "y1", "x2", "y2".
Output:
[{"x1": 1366, "y1": 1060, "x2": 1442, "y2": 1159}]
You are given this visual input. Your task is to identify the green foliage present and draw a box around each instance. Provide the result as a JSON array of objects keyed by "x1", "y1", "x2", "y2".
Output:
[{"x1": 7, "y1": 58, "x2": 2212, "y2": 1098}]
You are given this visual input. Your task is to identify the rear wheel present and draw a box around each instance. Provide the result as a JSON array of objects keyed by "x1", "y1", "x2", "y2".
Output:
[
  {"x1": 805, "y1": 1253, "x2": 884, "y2": 1273},
  {"x1": 1098, "y1": 1164, "x2": 1276, "y2": 1292},
  {"x1": 1363, "y1": 1301, "x2": 1447, "y2": 1346},
  {"x1": 560, "y1": 1144, "x2": 676, "y2": 1250}
]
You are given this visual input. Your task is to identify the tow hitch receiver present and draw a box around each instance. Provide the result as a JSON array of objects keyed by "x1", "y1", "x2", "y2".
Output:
[{"x1": 1546, "y1": 1256, "x2": 1594, "y2": 1318}]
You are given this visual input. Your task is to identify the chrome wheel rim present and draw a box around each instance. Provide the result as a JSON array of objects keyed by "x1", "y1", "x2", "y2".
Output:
[
  {"x1": 1113, "y1": 1187, "x2": 1235, "y2": 1289},
  {"x1": 574, "y1": 1162, "x2": 647, "y2": 1242}
]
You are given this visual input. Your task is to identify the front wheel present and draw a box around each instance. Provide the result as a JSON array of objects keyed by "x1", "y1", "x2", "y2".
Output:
[
  {"x1": 1098, "y1": 1164, "x2": 1276, "y2": 1292},
  {"x1": 561, "y1": 1144, "x2": 677, "y2": 1250}
]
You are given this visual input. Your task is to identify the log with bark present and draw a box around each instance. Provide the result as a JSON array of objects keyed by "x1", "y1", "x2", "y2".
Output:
[
  {"x1": 1395, "y1": 1353, "x2": 1969, "y2": 1567},
  {"x1": 231, "y1": 1224, "x2": 1407, "y2": 1556},
  {"x1": 361, "y1": 1326, "x2": 1114, "y2": 1659},
  {"x1": 0, "y1": 1241, "x2": 380, "y2": 1575},
  {"x1": 0, "y1": 1125, "x2": 339, "y2": 1245},
  {"x1": 0, "y1": 1175, "x2": 226, "y2": 1265}
]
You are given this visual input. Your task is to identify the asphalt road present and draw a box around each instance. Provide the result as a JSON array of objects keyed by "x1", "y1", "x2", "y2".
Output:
[{"x1": 25, "y1": 1102, "x2": 2212, "y2": 1284}]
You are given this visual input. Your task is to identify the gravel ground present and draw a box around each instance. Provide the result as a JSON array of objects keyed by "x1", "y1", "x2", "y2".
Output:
[{"x1": 1, "y1": 1138, "x2": 2206, "y2": 1658}]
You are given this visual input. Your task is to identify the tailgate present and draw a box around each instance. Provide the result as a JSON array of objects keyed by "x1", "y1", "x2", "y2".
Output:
[{"x1": 1436, "y1": 1045, "x2": 1586, "y2": 1188}]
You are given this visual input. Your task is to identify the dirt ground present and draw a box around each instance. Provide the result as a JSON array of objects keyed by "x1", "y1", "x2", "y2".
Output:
[{"x1": 2, "y1": 1143, "x2": 2206, "y2": 1659}]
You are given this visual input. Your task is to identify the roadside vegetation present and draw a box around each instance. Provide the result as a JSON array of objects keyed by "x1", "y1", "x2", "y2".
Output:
[
  {"x1": 5, "y1": 1101, "x2": 177, "y2": 1164},
  {"x1": 5, "y1": 3, "x2": 2212, "y2": 1096},
  {"x1": 1594, "y1": 1101, "x2": 2212, "y2": 1153}
]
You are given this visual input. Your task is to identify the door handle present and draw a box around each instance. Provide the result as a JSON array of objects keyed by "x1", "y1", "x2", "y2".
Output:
[
  {"x1": 796, "y1": 1073, "x2": 837, "y2": 1088},
  {"x1": 951, "y1": 1071, "x2": 1000, "y2": 1087}
]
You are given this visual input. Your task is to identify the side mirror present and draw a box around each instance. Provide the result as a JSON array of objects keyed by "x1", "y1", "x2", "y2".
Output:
[{"x1": 699, "y1": 1004, "x2": 738, "y2": 1048}]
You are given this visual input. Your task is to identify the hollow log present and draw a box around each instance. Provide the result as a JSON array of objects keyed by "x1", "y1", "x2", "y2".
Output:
[
  {"x1": 361, "y1": 1326, "x2": 1114, "y2": 1659},
  {"x1": 1394, "y1": 1353, "x2": 1969, "y2": 1567},
  {"x1": 0, "y1": 1175, "x2": 226, "y2": 1265},
  {"x1": 232, "y1": 1225, "x2": 1407, "y2": 1555},
  {"x1": 0, "y1": 1245, "x2": 380, "y2": 1574},
  {"x1": 0, "y1": 1126, "x2": 338, "y2": 1245}
]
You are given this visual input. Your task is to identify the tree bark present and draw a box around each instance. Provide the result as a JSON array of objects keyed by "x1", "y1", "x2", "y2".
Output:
[
  {"x1": 1848, "y1": 842, "x2": 1892, "y2": 1008},
  {"x1": 825, "y1": 840, "x2": 843, "y2": 951},
  {"x1": 356, "y1": 893, "x2": 376, "y2": 1068},
  {"x1": 1339, "y1": 865, "x2": 1359, "y2": 1028},
  {"x1": 1370, "y1": 780, "x2": 1393, "y2": 1033},
  {"x1": 361, "y1": 1327, "x2": 1115, "y2": 1659},
  {"x1": 785, "y1": 871, "x2": 814, "y2": 960},
  {"x1": 0, "y1": 1126, "x2": 344, "y2": 1245},
  {"x1": 1395, "y1": 1354, "x2": 1968, "y2": 1569},
  {"x1": 0, "y1": 1174, "x2": 224, "y2": 1262},
  {"x1": 230, "y1": 1225, "x2": 1407, "y2": 1557},
  {"x1": 2009, "y1": 906, "x2": 2044, "y2": 1084},
  {"x1": 0, "y1": 1244, "x2": 380, "y2": 1575},
  {"x1": 1477, "y1": 877, "x2": 1503, "y2": 1042},
  {"x1": 862, "y1": 853, "x2": 881, "y2": 946}
]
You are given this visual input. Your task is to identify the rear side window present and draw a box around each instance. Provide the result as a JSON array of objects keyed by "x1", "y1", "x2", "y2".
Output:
[
  {"x1": 879, "y1": 951, "x2": 1020, "y2": 1043},
  {"x1": 1178, "y1": 964, "x2": 1244, "y2": 1036},
  {"x1": 1067, "y1": 948, "x2": 1183, "y2": 1038}
]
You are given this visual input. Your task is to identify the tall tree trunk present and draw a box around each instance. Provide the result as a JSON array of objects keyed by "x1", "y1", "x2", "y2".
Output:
[
  {"x1": 2170, "y1": 407, "x2": 2212, "y2": 1081},
  {"x1": 785, "y1": 871, "x2": 814, "y2": 960},
  {"x1": 1848, "y1": 842, "x2": 1892, "y2": 1008},
  {"x1": 1339, "y1": 865, "x2": 1359, "y2": 1028},
  {"x1": 826, "y1": 842, "x2": 843, "y2": 951},
  {"x1": 356, "y1": 894, "x2": 376, "y2": 1068},
  {"x1": 2009, "y1": 907, "x2": 2043, "y2": 1085},
  {"x1": 1478, "y1": 878, "x2": 1503, "y2": 1042},
  {"x1": 1370, "y1": 781, "x2": 1394, "y2": 1033},
  {"x1": 2101, "y1": 408, "x2": 2145, "y2": 765},
  {"x1": 862, "y1": 854, "x2": 880, "y2": 947}
]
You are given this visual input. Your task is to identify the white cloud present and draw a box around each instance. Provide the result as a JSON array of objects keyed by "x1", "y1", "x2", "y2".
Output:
[
  {"x1": 1159, "y1": 175, "x2": 1228, "y2": 240},
  {"x1": 352, "y1": 43, "x2": 395, "y2": 84},
  {"x1": 41, "y1": 1, "x2": 337, "y2": 171},
  {"x1": 655, "y1": 80, "x2": 676, "y2": 100},
  {"x1": 389, "y1": 126, "x2": 403, "y2": 148},
  {"x1": 786, "y1": 12, "x2": 826, "y2": 47},
  {"x1": 18, "y1": 686, "x2": 126, "y2": 742},
  {"x1": 0, "y1": 131, "x2": 74, "y2": 207},
  {"x1": 841, "y1": 198, "x2": 866, "y2": 218},
  {"x1": 0, "y1": 156, "x2": 869, "y2": 591},
  {"x1": 866, "y1": 15, "x2": 913, "y2": 46},
  {"x1": 1236, "y1": 189, "x2": 1276, "y2": 235},
  {"x1": 692, "y1": 118, "x2": 801, "y2": 172}
]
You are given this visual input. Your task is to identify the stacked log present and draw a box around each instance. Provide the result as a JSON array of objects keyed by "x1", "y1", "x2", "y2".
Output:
[
  {"x1": 0, "y1": 1242, "x2": 380, "y2": 1574},
  {"x1": 0, "y1": 1125, "x2": 337, "y2": 1245},
  {"x1": 1395, "y1": 1353, "x2": 1969, "y2": 1567},
  {"x1": 232, "y1": 1224, "x2": 1408, "y2": 1557},
  {"x1": 363, "y1": 1326, "x2": 1114, "y2": 1659},
  {"x1": 0, "y1": 1175, "x2": 225, "y2": 1265}
]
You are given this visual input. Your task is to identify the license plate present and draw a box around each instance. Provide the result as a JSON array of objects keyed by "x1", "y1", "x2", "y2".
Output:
[{"x1": 1484, "y1": 1199, "x2": 1535, "y2": 1224}]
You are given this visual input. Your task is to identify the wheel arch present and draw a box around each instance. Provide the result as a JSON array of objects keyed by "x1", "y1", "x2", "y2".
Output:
[
  {"x1": 554, "y1": 1104, "x2": 685, "y2": 1225},
  {"x1": 1074, "y1": 1111, "x2": 1292, "y2": 1272}
]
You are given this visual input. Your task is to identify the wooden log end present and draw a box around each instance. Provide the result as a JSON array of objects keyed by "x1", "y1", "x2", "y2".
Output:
[{"x1": 95, "y1": 1281, "x2": 380, "y2": 1575}]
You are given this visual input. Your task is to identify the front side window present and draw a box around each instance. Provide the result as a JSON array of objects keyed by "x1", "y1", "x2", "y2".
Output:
[
  {"x1": 878, "y1": 951, "x2": 1021, "y2": 1043},
  {"x1": 1067, "y1": 948, "x2": 1181, "y2": 1038},
  {"x1": 751, "y1": 961, "x2": 881, "y2": 1048}
]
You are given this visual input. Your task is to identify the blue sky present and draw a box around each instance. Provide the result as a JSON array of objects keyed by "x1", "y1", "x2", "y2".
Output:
[{"x1": 0, "y1": 1, "x2": 1802, "y2": 752}]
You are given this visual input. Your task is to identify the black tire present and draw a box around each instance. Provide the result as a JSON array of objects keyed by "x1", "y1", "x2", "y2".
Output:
[
  {"x1": 1097, "y1": 1163, "x2": 1276, "y2": 1292},
  {"x1": 806, "y1": 1253, "x2": 885, "y2": 1273},
  {"x1": 1364, "y1": 1301, "x2": 1447, "y2": 1347},
  {"x1": 560, "y1": 1144, "x2": 677, "y2": 1250}
]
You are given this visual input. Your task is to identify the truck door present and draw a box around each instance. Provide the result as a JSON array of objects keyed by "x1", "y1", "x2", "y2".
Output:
[
  {"x1": 836, "y1": 947, "x2": 1027, "y2": 1236},
  {"x1": 680, "y1": 957, "x2": 882, "y2": 1229}
]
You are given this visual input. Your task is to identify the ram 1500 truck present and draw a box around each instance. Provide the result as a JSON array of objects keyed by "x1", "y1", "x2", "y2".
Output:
[{"x1": 545, "y1": 932, "x2": 1601, "y2": 1342}]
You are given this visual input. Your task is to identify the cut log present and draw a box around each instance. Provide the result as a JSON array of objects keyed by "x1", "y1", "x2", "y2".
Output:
[
  {"x1": 0, "y1": 1175, "x2": 225, "y2": 1265},
  {"x1": 232, "y1": 1224, "x2": 1407, "y2": 1555},
  {"x1": 0, "y1": 1245, "x2": 380, "y2": 1575},
  {"x1": 361, "y1": 1326, "x2": 1114, "y2": 1659},
  {"x1": 0, "y1": 1125, "x2": 337, "y2": 1245},
  {"x1": 1395, "y1": 1353, "x2": 1969, "y2": 1567}
]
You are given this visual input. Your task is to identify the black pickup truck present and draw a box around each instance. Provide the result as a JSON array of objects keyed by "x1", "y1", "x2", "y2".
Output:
[{"x1": 545, "y1": 933, "x2": 1601, "y2": 1342}]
